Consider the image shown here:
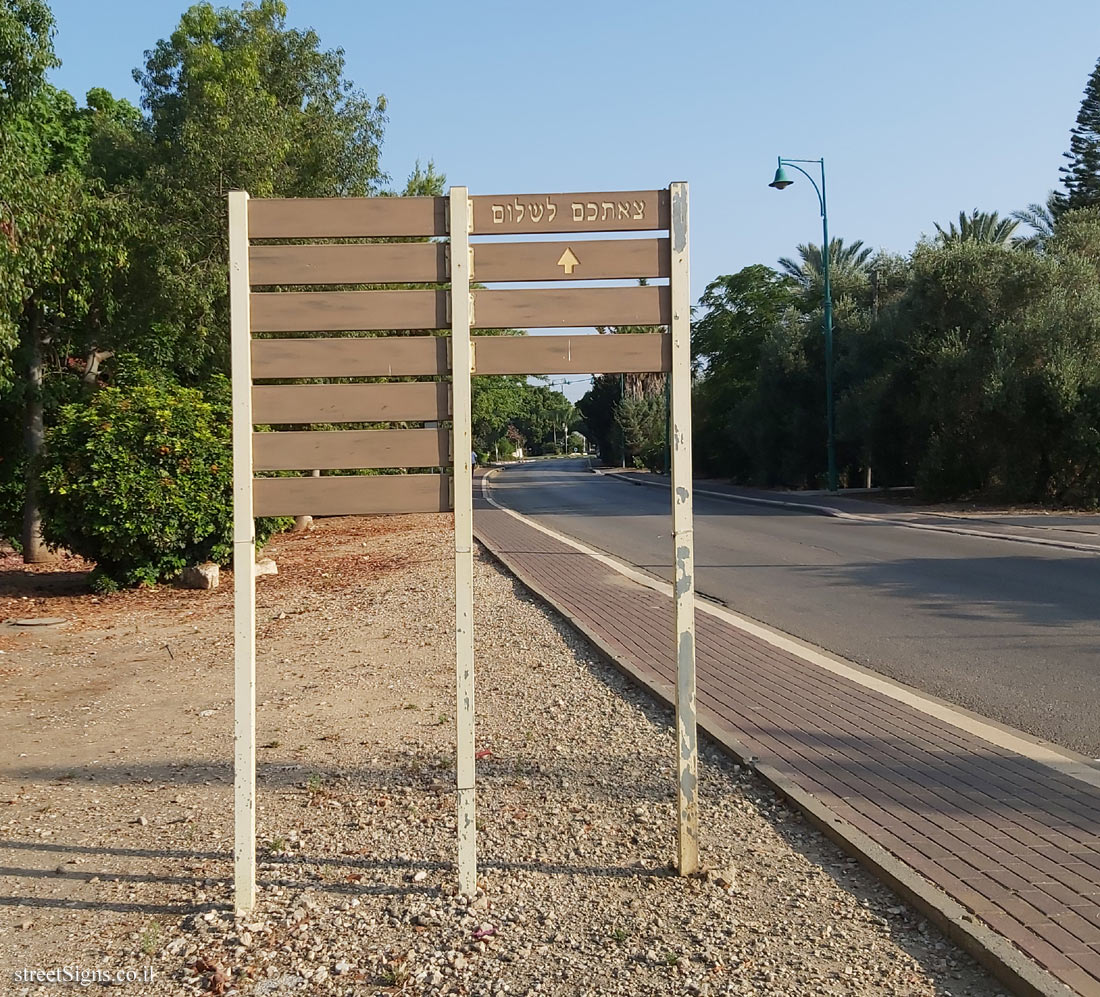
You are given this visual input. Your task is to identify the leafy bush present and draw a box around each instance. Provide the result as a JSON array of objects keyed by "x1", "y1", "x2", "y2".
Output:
[
  {"x1": 39, "y1": 376, "x2": 288, "y2": 588},
  {"x1": 0, "y1": 447, "x2": 24, "y2": 551}
]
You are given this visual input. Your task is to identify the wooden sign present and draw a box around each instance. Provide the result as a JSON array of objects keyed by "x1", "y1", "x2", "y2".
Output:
[
  {"x1": 249, "y1": 196, "x2": 447, "y2": 239},
  {"x1": 471, "y1": 190, "x2": 669, "y2": 235},
  {"x1": 228, "y1": 183, "x2": 696, "y2": 919},
  {"x1": 476, "y1": 286, "x2": 669, "y2": 329},
  {"x1": 250, "y1": 242, "x2": 448, "y2": 286},
  {"x1": 473, "y1": 238, "x2": 670, "y2": 283},
  {"x1": 251, "y1": 334, "x2": 671, "y2": 379},
  {"x1": 250, "y1": 238, "x2": 670, "y2": 287}
]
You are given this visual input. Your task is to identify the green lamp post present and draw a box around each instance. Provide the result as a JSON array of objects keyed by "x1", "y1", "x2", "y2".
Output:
[{"x1": 769, "y1": 156, "x2": 837, "y2": 492}]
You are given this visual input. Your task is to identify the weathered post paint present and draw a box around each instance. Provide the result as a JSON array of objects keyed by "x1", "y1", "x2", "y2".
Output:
[
  {"x1": 229, "y1": 190, "x2": 258, "y2": 911},
  {"x1": 669, "y1": 182, "x2": 699, "y2": 874},
  {"x1": 450, "y1": 188, "x2": 477, "y2": 895}
]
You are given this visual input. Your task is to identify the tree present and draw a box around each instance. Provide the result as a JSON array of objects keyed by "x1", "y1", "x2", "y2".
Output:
[
  {"x1": 1057, "y1": 56, "x2": 1100, "y2": 213},
  {"x1": 614, "y1": 393, "x2": 666, "y2": 470},
  {"x1": 0, "y1": 1, "x2": 138, "y2": 558},
  {"x1": 471, "y1": 375, "x2": 527, "y2": 454},
  {"x1": 690, "y1": 265, "x2": 798, "y2": 476},
  {"x1": 692, "y1": 265, "x2": 797, "y2": 384},
  {"x1": 577, "y1": 374, "x2": 624, "y2": 465},
  {"x1": 0, "y1": 0, "x2": 57, "y2": 119},
  {"x1": 867, "y1": 241, "x2": 1061, "y2": 499},
  {"x1": 933, "y1": 209, "x2": 1019, "y2": 246},
  {"x1": 3, "y1": 0, "x2": 397, "y2": 557},
  {"x1": 778, "y1": 238, "x2": 873, "y2": 290},
  {"x1": 1012, "y1": 193, "x2": 1058, "y2": 251},
  {"x1": 125, "y1": 0, "x2": 389, "y2": 381},
  {"x1": 398, "y1": 158, "x2": 445, "y2": 197}
]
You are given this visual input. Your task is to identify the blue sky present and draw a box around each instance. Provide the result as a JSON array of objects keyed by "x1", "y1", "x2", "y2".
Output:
[{"x1": 45, "y1": 0, "x2": 1100, "y2": 400}]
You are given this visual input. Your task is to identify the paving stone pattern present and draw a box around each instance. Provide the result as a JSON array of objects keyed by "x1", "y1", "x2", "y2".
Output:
[{"x1": 474, "y1": 500, "x2": 1100, "y2": 997}]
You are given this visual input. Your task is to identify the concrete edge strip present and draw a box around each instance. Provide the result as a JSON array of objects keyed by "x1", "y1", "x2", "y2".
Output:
[
  {"x1": 475, "y1": 485, "x2": 1074, "y2": 997},
  {"x1": 593, "y1": 468, "x2": 1100, "y2": 555},
  {"x1": 482, "y1": 470, "x2": 1100, "y2": 789}
]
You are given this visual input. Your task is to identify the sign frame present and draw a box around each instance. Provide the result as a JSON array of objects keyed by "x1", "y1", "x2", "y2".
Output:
[{"x1": 228, "y1": 183, "x2": 697, "y2": 910}]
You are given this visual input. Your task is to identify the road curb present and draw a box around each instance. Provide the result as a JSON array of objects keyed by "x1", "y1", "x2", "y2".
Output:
[
  {"x1": 476, "y1": 472, "x2": 1075, "y2": 997},
  {"x1": 591, "y1": 468, "x2": 1100, "y2": 555}
]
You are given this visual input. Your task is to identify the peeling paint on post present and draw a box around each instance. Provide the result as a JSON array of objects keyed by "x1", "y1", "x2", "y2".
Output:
[
  {"x1": 229, "y1": 190, "x2": 258, "y2": 912},
  {"x1": 669, "y1": 182, "x2": 699, "y2": 874},
  {"x1": 450, "y1": 188, "x2": 478, "y2": 896}
]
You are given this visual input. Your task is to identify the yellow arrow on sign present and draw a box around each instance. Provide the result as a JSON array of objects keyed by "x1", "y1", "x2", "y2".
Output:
[{"x1": 556, "y1": 247, "x2": 580, "y2": 275}]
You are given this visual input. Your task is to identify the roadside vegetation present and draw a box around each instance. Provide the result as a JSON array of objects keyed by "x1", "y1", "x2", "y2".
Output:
[
  {"x1": 0, "y1": 0, "x2": 581, "y2": 585},
  {"x1": 679, "y1": 59, "x2": 1100, "y2": 504},
  {"x1": 5, "y1": 0, "x2": 1100, "y2": 588}
]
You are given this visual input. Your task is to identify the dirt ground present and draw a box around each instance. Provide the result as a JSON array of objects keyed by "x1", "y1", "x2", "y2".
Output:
[
  {"x1": 0, "y1": 518, "x2": 457, "y2": 991},
  {"x1": 0, "y1": 518, "x2": 1001, "y2": 996}
]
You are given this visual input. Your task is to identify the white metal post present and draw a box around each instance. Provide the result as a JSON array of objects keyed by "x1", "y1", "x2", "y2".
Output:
[
  {"x1": 449, "y1": 187, "x2": 477, "y2": 895},
  {"x1": 668, "y1": 181, "x2": 699, "y2": 874},
  {"x1": 228, "y1": 190, "x2": 258, "y2": 911}
]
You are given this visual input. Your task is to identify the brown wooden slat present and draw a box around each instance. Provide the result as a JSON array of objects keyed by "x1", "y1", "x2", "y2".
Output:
[
  {"x1": 253, "y1": 473, "x2": 450, "y2": 517},
  {"x1": 472, "y1": 238, "x2": 669, "y2": 282},
  {"x1": 250, "y1": 332, "x2": 669, "y2": 378},
  {"x1": 252, "y1": 336, "x2": 447, "y2": 379},
  {"x1": 251, "y1": 290, "x2": 448, "y2": 332},
  {"x1": 474, "y1": 286, "x2": 669, "y2": 329},
  {"x1": 249, "y1": 242, "x2": 448, "y2": 286},
  {"x1": 470, "y1": 190, "x2": 669, "y2": 235},
  {"x1": 253, "y1": 428, "x2": 450, "y2": 471},
  {"x1": 252, "y1": 382, "x2": 449, "y2": 424},
  {"x1": 248, "y1": 197, "x2": 447, "y2": 239},
  {"x1": 474, "y1": 333, "x2": 670, "y2": 375}
]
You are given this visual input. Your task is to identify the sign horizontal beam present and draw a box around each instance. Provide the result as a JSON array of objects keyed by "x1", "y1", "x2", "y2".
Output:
[
  {"x1": 251, "y1": 333, "x2": 670, "y2": 378},
  {"x1": 252, "y1": 381, "x2": 450, "y2": 424},
  {"x1": 474, "y1": 333, "x2": 670, "y2": 375},
  {"x1": 253, "y1": 427, "x2": 450, "y2": 471},
  {"x1": 248, "y1": 197, "x2": 447, "y2": 239},
  {"x1": 250, "y1": 242, "x2": 448, "y2": 286},
  {"x1": 252, "y1": 286, "x2": 669, "y2": 334},
  {"x1": 251, "y1": 290, "x2": 448, "y2": 333},
  {"x1": 252, "y1": 336, "x2": 447, "y2": 379},
  {"x1": 472, "y1": 238, "x2": 669, "y2": 283},
  {"x1": 475, "y1": 286, "x2": 669, "y2": 329},
  {"x1": 250, "y1": 238, "x2": 671, "y2": 286},
  {"x1": 253, "y1": 473, "x2": 451, "y2": 517},
  {"x1": 470, "y1": 190, "x2": 669, "y2": 235}
]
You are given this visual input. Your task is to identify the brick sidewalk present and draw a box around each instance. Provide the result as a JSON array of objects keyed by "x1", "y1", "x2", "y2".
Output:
[{"x1": 474, "y1": 496, "x2": 1100, "y2": 997}]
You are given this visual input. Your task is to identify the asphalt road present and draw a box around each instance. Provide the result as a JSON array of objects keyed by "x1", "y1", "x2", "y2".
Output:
[{"x1": 481, "y1": 459, "x2": 1100, "y2": 758}]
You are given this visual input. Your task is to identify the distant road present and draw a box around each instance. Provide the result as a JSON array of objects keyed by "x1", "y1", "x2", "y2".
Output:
[{"x1": 481, "y1": 459, "x2": 1100, "y2": 757}]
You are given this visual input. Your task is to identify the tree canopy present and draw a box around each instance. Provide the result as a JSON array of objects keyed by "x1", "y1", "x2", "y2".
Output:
[
  {"x1": 934, "y1": 209, "x2": 1019, "y2": 246},
  {"x1": 1058, "y1": 56, "x2": 1100, "y2": 213}
]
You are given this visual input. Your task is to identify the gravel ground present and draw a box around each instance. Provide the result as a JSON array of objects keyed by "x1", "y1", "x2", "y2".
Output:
[{"x1": 0, "y1": 517, "x2": 1003, "y2": 995}]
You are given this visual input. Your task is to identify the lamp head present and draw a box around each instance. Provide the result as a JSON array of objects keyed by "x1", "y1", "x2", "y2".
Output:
[{"x1": 769, "y1": 165, "x2": 793, "y2": 190}]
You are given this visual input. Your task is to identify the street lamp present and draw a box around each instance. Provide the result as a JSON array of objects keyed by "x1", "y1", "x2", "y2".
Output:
[{"x1": 769, "y1": 156, "x2": 837, "y2": 492}]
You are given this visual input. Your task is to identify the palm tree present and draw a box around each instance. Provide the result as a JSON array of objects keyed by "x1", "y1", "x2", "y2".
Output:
[
  {"x1": 934, "y1": 209, "x2": 1018, "y2": 246},
  {"x1": 777, "y1": 238, "x2": 873, "y2": 289},
  {"x1": 1011, "y1": 193, "x2": 1058, "y2": 252}
]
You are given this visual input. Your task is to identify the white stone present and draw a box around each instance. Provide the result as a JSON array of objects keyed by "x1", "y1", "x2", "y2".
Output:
[
  {"x1": 178, "y1": 562, "x2": 219, "y2": 589},
  {"x1": 256, "y1": 558, "x2": 278, "y2": 577}
]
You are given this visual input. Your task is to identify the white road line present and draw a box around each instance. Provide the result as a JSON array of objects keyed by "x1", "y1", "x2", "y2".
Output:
[
  {"x1": 593, "y1": 468, "x2": 1100, "y2": 555},
  {"x1": 481, "y1": 470, "x2": 1100, "y2": 790}
]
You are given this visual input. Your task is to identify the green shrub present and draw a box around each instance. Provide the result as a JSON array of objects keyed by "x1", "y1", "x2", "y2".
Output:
[
  {"x1": 0, "y1": 449, "x2": 23, "y2": 551},
  {"x1": 39, "y1": 376, "x2": 288, "y2": 588}
]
